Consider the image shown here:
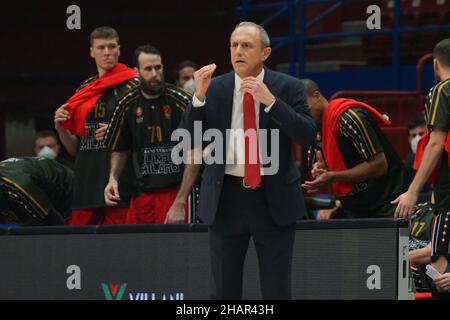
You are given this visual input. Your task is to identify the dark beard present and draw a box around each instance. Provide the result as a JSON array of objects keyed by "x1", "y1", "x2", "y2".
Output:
[{"x1": 139, "y1": 76, "x2": 164, "y2": 96}]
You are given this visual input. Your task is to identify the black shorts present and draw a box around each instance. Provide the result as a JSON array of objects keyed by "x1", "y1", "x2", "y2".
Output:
[{"x1": 431, "y1": 210, "x2": 450, "y2": 262}]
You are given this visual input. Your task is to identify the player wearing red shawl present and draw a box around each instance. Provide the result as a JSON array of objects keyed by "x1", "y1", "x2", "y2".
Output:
[
  {"x1": 301, "y1": 79, "x2": 407, "y2": 219},
  {"x1": 54, "y1": 26, "x2": 138, "y2": 225}
]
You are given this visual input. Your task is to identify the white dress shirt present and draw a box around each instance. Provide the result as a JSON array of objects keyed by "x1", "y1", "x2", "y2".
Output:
[{"x1": 192, "y1": 69, "x2": 275, "y2": 177}]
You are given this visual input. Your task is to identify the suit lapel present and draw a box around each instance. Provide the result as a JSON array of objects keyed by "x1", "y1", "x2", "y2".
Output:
[
  {"x1": 260, "y1": 67, "x2": 274, "y2": 129},
  {"x1": 220, "y1": 72, "x2": 235, "y2": 131}
]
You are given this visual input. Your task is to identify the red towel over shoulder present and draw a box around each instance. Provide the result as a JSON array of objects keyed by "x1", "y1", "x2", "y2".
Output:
[
  {"x1": 61, "y1": 63, "x2": 136, "y2": 136},
  {"x1": 322, "y1": 98, "x2": 391, "y2": 196}
]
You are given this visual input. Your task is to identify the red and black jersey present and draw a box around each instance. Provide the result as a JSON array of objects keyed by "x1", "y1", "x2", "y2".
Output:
[
  {"x1": 425, "y1": 79, "x2": 450, "y2": 211},
  {"x1": 105, "y1": 83, "x2": 191, "y2": 192},
  {"x1": 336, "y1": 108, "x2": 407, "y2": 218},
  {"x1": 71, "y1": 76, "x2": 140, "y2": 209}
]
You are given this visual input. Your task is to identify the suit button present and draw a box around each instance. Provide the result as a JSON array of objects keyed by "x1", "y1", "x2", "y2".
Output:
[{"x1": 217, "y1": 181, "x2": 221, "y2": 185}]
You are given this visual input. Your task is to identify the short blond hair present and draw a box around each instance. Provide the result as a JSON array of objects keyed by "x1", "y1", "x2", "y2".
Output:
[{"x1": 90, "y1": 26, "x2": 119, "y2": 46}]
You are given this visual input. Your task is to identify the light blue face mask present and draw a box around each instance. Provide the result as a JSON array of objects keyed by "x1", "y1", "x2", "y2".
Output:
[
  {"x1": 183, "y1": 78, "x2": 196, "y2": 94},
  {"x1": 37, "y1": 146, "x2": 57, "y2": 160}
]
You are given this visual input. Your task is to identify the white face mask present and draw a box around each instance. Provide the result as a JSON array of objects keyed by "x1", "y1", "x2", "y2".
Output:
[
  {"x1": 411, "y1": 134, "x2": 421, "y2": 154},
  {"x1": 183, "y1": 78, "x2": 196, "y2": 94},
  {"x1": 37, "y1": 146, "x2": 57, "y2": 160}
]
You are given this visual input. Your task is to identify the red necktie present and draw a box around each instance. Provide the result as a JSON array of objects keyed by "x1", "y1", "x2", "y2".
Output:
[{"x1": 243, "y1": 92, "x2": 261, "y2": 188}]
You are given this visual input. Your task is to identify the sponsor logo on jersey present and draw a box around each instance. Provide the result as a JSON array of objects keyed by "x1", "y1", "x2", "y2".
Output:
[
  {"x1": 136, "y1": 106, "x2": 143, "y2": 117},
  {"x1": 136, "y1": 106, "x2": 144, "y2": 124},
  {"x1": 163, "y1": 105, "x2": 171, "y2": 120}
]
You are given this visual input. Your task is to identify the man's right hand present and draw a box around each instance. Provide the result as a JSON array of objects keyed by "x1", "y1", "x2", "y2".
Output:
[
  {"x1": 194, "y1": 64, "x2": 216, "y2": 102},
  {"x1": 164, "y1": 201, "x2": 186, "y2": 224},
  {"x1": 104, "y1": 179, "x2": 120, "y2": 206},
  {"x1": 95, "y1": 123, "x2": 108, "y2": 141},
  {"x1": 54, "y1": 103, "x2": 70, "y2": 131}
]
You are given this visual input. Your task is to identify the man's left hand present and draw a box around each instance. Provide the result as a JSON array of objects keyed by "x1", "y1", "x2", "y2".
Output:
[
  {"x1": 317, "y1": 208, "x2": 336, "y2": 220},
  {"x1": 391, "y1": 190, "x2": 418, "y2": 219},
  {"x1": 241, "y1": 77, "x2": 275, "y2": 106},
  {"x1": 164, "y1": 201, "x2": 186, "y2": 224},
  {"x1": 302, "y1": 169, "x2": 334, "y2": 193}
]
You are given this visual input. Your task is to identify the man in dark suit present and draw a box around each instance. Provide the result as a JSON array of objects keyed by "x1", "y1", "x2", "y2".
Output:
[{"x1": 173, "y1": 21, "x2": 316, "y2": 299}]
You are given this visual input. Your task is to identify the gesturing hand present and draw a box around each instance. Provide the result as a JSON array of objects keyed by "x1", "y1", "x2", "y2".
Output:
[
  {"x1": 302, "y1": 169, "x2": 334, "y2": 194},
  {"x1": 194, "y1": 64, "x2": 216, "y2": 102},
  {"x1": 240, "y1": 77, "x2": 275, "y2": 106},
  {"x1": 312, "y1": 150, "x2": 326, "y2": 178}
]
